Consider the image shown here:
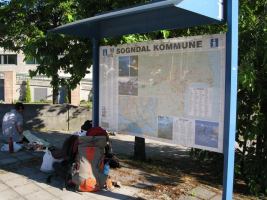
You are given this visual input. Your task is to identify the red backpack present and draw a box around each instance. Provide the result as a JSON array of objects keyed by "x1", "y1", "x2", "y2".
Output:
[{"x1": 86, "y1": 127, "x2": 108, "y2": 137}]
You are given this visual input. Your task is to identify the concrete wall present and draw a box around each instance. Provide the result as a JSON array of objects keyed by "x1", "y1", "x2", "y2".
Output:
[
  {"x1": 0, "y1": 104, "x2": 92, "y2": 132},
  {"x1": 3, "y1": 71, "x2": 16, "y2": 103}
]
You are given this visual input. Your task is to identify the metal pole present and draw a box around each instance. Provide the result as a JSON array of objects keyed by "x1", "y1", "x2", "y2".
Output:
[
  {"x1": 92, "y1": 38, "x2": 100, "y2": 127},
  {"x1": 222, "y1": 0, "x2": 239, "y2": 199}
]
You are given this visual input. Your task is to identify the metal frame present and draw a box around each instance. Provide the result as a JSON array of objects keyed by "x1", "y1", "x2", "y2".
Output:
[
  {"x1": 92, "y1": 38, "x2": 100, "y2": 127},
  {"x1": 223, "y1": 0, "x2": 239, "y2": 199},
  {"x1": 51, "y1": 0, "x2": 224, "y2": 38}
]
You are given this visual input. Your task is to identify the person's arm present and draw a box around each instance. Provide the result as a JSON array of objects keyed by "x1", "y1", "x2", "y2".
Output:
[
  {"x1": 16, "y1": 124, "x2": 23, "y2": 134},
  {"x1": 16, "y1": 114, "x2": 24, "y2": 134}
]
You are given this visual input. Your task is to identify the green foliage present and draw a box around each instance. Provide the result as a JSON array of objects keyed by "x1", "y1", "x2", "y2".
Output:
[
  {"x1": 80, "y1": 100, "x2": 92, "y2": 110},
  {"x1": 86, "y1": 101, "x2": 92, "y2": 110},
  {"x1": 64, "y1": 94, "x2": 69, "y2": 104},
  {"x1": 235, "y1": 0, "x2": 267, "y2": 195},
  {"x1": 0, "y1": 0, "x2": 91, "y2": 104},
  {"x1": 190, "y1": 0, "x2": 267, "y2": 195},
  {"x1": 24, "y1": 79, "x2": 31, "y2": 103},
  {"x1": 160, "y1": 30, "x2": 170, "y2": 39}
]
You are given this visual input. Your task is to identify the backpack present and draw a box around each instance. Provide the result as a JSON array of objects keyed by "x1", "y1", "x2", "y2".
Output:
[
  {"x1": 87, "y1": 127, "x2": 120, "y2": 169},
  {"x1": 48, "y1": 128, "x2": 119, "y2": 191},
  {"x1": 71, "y1": 135, "x2": 109, "y2": 192}
]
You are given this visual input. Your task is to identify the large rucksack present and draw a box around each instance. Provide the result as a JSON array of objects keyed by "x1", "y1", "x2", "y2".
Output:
[
  {"x1": 71, "y1": 135, "x2": 109, "y2": 192},
  {"x1": 87, "y1": 127, "x2": 120, "y2": 169},
  {"x1": 49, "y1": 128, "x2": 118, "y2": 191}
]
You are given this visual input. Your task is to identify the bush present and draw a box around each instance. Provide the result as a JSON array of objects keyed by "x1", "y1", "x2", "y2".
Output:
[
  {"x1": 64, "y1": 94, "x2": 69, "y2": 103},
  {"x1": 24, "y1": 79, "x2": 31, "y2": 103}
]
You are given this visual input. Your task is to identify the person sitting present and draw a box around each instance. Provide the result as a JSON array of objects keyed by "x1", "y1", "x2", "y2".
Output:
[
  {"x1": 2, "y1": 102, "x2": 25, "y2": 143},
  {"x1": 73, "y1": 120, "x2": 92, "y2": 136}
]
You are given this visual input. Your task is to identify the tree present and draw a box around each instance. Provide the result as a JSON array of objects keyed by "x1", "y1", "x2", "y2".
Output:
[
  {"x1": 180, "y1": 0, "x2": 267, "y2": 195},
  {"x1": 0, "y1": 0, "x2": 91, "y2": 103},
  {"x1": 24, "y1": 79, "x2": 31, "y2": 103},
  {"x1": 0, "y1": 0, "x2": 9, "y2": 42},
  {"x1": 235, "y1": 0, "x2": 267, "y2": 194},
  {"x1": 0, "y1": 0, "x2": 149, "y2": 159},
  {"x1": 0, "y1": 0, "x2": 149, "y2": 104}
]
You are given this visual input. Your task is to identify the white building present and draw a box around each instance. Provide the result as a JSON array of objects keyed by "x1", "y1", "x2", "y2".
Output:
[{"x1": 0, "y1": 48, "x2": 92, "y2": 105}]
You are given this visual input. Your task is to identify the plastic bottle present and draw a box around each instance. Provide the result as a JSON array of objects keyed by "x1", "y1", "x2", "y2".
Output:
[
  {"x1": 9, "y1": 137, "x2": 14, "y2": 153},
  {"x1": 103, "y1": 162, "x2": 110, "y2": 175}
]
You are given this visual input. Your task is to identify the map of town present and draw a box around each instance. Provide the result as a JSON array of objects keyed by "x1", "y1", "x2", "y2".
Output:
[
  {"x1": 100, "y1": 34, "x2": 225, "y2": 152},
  {"x1": 118, "y1": 96, "x2": 158, "y2": 137},
  {"x1": 117, "y1": 50, "x2": 224, "y2": 138},
  {"x1": 138, "y1": 51, "x2": 223, "y2": 120}
]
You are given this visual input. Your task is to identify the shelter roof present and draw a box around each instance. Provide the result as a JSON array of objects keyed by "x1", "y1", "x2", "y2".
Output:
[{"x1": 50, "y1": 0, "x2": 224, "y2": 38}]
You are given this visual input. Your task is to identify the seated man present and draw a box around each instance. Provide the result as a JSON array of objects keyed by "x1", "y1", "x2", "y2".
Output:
[{"x1": 2, "y1": 102, "x2": 24, "y2": 143}]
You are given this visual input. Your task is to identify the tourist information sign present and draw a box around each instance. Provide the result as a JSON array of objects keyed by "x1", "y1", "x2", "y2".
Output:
[{"x1": 99, "y1": 34, "x2": 226, "y2": 153}]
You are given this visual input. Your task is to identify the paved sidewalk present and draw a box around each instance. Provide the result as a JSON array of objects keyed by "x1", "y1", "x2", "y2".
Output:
[
  {"x1": 0, "y1": 153, "x2": 140, "y2": 200},
  {"x1": 0, "y1": 132, "x2": 225, "y2": 200}
]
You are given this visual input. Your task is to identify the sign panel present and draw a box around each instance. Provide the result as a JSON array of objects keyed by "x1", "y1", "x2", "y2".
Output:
[{"x1": 99, "y1": 34, "x2": 225, "y2": 153}]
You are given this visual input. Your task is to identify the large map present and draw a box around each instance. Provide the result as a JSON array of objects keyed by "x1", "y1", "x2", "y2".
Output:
[{"x1": 99, "y1": 34, "x2": 225, "y2": 153}]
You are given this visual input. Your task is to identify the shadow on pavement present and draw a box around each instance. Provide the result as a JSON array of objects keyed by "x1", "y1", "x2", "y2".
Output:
[
  {"x1": 0, "y1": 131, "x2": 139, "y2": 200},
  {"x1": 0, "y1": 131, "x2": 227, "y2": 199},
  {"x1": 111, "y1": 136, "x2": 224, "y2": 187}
]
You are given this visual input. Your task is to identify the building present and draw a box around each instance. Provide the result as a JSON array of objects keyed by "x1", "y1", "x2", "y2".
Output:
[{"x1": 0, "y1": 48, "x2": 92, "y2": 105}]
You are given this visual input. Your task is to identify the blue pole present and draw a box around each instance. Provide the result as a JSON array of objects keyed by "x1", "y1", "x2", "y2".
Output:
[
  {"x1": 92, "y1": 38, "x2": 100, "y2": 127},
  {"x1": 222, "y1": 0, "x2": 239, "y2": 199}
]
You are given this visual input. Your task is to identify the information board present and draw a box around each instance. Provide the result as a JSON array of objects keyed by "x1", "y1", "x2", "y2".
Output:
[{"x1": 99, "y1": 34, "x2": 225, "y2": 153}]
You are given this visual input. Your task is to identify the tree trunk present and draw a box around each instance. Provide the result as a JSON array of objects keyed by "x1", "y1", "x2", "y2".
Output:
[
  {"x1": 134, "y1": 136, "x2": 146, "y2": 161},
  {"x1": 68, "y1": 88, "x2": 71, "y2": 104},
  {"x1": 52, "y1": 86, "x2": 59, "y2": 104},
  {"x1": 52, "y1": 75, "x2": 59, "y2": 104}
]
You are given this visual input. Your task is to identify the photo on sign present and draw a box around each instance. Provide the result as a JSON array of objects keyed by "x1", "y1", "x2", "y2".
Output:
[
  {"x1": 130, "y1": 56, "x2": 138, "y2": 76},
  {"x1": 119, "y1": 56, "x2": 139, "y2": 77},
  {"x1": 195, "y1": 120, "x2": 219, "y2": 148},
  {"x1": 158, "y1": 116, "x2": 173, "y2": 140},
  {"x1": 118, "y1": 77, "x2": 138, "y2": 96},
  {"x1": 119, "y1": 56, "x2": 130, "y2": 76}
]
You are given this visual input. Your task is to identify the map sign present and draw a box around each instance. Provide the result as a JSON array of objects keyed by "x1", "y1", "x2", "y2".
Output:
[{"x1": 99, "y1": 34, "x2": 225, "y2": 153}]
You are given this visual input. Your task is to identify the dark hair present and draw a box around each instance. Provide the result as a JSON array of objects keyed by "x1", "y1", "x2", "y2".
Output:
[
  {"x1": 81, "y1": 120, "x2": 92, "y2": 131},
  {"x1": 15, "y1": 102, "x2": 24, "y2": 111}
]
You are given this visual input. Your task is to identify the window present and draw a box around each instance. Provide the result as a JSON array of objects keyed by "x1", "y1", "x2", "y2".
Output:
[
  {"x1": 25, "y1": 57, "x2": 39, "y2": 64},
  {"x1": 34, "y1": 88, "x2": 47, "y2": 101},
  {"x1": 0, "y1": 54, "x2": 17, "y2": 65}
]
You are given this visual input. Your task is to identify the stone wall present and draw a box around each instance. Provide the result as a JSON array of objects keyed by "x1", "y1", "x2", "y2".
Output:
[{"x1": 0, "y1": 104, "x2": 92, "y2": 131}]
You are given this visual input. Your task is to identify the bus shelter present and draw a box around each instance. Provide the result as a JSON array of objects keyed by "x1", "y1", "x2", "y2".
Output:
[{"x1": 51, "y1": 1, "x2": 238, "y2": 199}]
